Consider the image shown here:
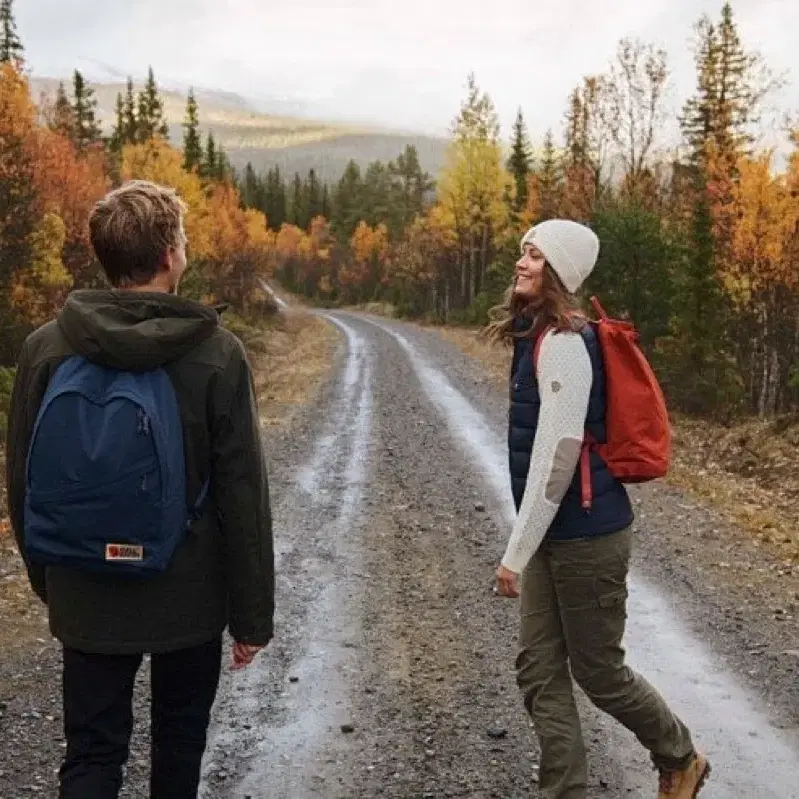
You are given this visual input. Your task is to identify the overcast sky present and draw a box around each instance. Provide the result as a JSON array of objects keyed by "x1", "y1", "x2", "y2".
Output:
[{"x1": 15, "y1": 0, "x2": 799, "y2": 147}]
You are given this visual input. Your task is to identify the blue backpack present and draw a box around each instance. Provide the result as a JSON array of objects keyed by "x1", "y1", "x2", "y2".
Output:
[{"x1": 24, "y1": 355, "x2": 208, "y2": 578}]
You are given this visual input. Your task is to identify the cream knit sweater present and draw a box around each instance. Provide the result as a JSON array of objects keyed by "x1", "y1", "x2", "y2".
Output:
[{"x1": 501, "y1": 330, "x2": 593, "y2": 574}]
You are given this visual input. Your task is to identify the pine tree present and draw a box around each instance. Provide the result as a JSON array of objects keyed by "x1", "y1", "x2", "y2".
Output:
[
  {"x1": 564, "y1": 88, "x2": 588, "y2": 170},
  {"x1": 72, "y1": 70, "x2": 102, "y2": 151},
  {"x1": 49, "y1": 81, "x2": 75, "y2": 139},
  {"x1": 681, "y1": 19, "x2": 719, "y2": 165},
  {"x1": 241, "y1": 163, "x2": 261, "y2": 208},
  {"x1": 332, "y1": 160, "x2": 363, "y2": 241},
  {"x1": 361, "y1": 161, "x2": 392, "y2": 228},
  {"x1": 307, "y1": 168, "x2": 323, "y2": 220},
  {"x1": 507, "y1": 107, "x2": 532, "y2": 212},
  {"x1": 122, "y1": 77, "x2": 138, "y2": 145},
  {"x1": 321, "y1": 183, "x2": 331, "y2": 220},
  {"x1": 215, "y1": 147, "x2": 231, "y2": 181},
  {"x1": 289, "y1": 172, "x2": 307, "y2": 229},
  {"x1": 0, "y1": 0, "x2": 23, "y2": 64},
  {"x1": 664, "y1": 2, "x2": 771, "y2": 414},
  {"x1": 679, "y1": 4, "x2": 757, "y2": 270},
  {"x1": 203, "y1": 132, "x2": 217, "y2": 179},
  {"x1": 388, "y1": 144, "x2": 434, "y2": 235},
  {"x1": 588, "y1": 200, "x2": 676, "y2": 350},
  {"x1": 137, "y1": 66, "x2": 169, "y2": 142},
  {"x1": 676, "y1": 16, "x2": 728, "y2": 404},
  {"x1": 680, "y1": 3, "x2": 778, "y2": 176},
  {"x1": 182, "y1": 88, "x2": 203, "y2": 172},
  {"x1": 265, "y1": 166, "x2": 287, "y2": 230},
  {"x1": 109, "y1": 92, "x2": 126, "y2": 154},
  {"x1": 536, "y1": 129, "x2": 562, "y2": 220},
  {"x1": 715, "y1": 3, "x2": 760, "y2": 155}
]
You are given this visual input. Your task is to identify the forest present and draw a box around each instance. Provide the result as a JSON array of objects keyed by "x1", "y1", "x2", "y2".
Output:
[
  {"x1": 236, "y1": 3, "x2": 799, "y2": 420},
  {"x1": 1, "y1": 0, "x2": 798, "y2": 422}
]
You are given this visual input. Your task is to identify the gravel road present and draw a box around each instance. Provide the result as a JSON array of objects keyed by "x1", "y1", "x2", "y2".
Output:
[{"x1": 2, "y1": 311, "x2": 798, "y2": 798}]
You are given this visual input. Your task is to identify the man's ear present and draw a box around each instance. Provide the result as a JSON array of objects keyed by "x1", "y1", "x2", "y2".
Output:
[{"x1": 158, "y1": 247, "x2": 173, "y2": 274}]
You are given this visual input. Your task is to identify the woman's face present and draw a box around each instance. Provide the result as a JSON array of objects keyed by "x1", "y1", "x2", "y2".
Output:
[{"x1": 513, "y1": 244, "x2": 545, "y2": 301}]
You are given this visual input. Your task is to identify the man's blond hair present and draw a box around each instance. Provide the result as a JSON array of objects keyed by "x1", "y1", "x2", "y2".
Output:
[{"x1": 89, "y1": 180, "x2": 188, "y2": 287}]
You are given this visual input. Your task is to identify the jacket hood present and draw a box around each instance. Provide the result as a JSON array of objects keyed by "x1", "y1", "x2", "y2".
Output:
[{"x1": 57, "y1": 289, "x2": 221, "y2": 371}]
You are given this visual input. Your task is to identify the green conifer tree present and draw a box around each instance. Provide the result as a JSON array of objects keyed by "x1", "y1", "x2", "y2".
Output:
[
  {"x1": 0, "y1": 0, "x2": 23, "y2": 64},
  {"x1": 122, "y1": 77, "x2": 138, "y2": 145},
  {"x1": 507, "y1": 108, "x2": 532, "y2": 212},
  {"x1": 72, "y1": 70, "x2": 102, "y2": 151},
  {"x1": 137, "y1": 66, "x2": 169, "y2": 142},
  {"x1": 203, "y1": 132, "x2": 217, "y2": 179},
  {"x1": 182, "y1": 88, "x2": 203, "y2": 172},
  {"x1": 50, "y1": 81, "x2": 75, "y2": 139}
]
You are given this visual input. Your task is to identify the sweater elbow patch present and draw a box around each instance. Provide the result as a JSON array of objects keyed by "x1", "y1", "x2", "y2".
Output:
[{"x1": 545, "y1": 437, "x2": 583, "y2": 503}]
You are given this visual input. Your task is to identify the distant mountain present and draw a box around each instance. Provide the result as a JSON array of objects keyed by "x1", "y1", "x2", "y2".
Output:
[
  {"x1": 29, "y1": 76, "x2": 449, "y2": 183},
  {"x1": 224, "y1": 133, "x2": 449, "y2": 183}
]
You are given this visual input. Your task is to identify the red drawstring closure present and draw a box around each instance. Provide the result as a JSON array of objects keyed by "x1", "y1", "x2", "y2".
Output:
[
  {"x1": 532, "y1": 327, "x2": 599, "y2": 514},
  {"x1": 580, "y1": 431, "x2": 598, "y2": 512}
]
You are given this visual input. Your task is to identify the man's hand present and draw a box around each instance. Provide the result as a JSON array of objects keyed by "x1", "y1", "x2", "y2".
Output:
[
  {"x1": 230, "y1": 641, "x2": 266, "y2": 671},
  {"x1": 495, "y1": 564, "x2": 520, "y2": 598}
]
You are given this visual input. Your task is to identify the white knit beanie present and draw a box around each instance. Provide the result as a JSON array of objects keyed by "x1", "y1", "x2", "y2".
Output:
[{"x1": 520, "y1": 219, "x2": 599, "y2": 294}]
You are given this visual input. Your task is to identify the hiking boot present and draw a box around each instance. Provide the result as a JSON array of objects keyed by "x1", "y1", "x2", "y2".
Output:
[{"x1": 657, "y1": 753, "x2": 711, "y2": 798}]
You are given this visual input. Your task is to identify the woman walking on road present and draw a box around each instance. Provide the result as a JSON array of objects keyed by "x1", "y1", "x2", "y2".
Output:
[{"x1": 485, "y1": 219, "x2": 710, "y2": 799}]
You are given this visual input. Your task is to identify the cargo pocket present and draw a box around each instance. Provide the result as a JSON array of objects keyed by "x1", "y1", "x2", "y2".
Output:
[{"x1": 562, "y1": 583, "x2": 630, "y2": 687}]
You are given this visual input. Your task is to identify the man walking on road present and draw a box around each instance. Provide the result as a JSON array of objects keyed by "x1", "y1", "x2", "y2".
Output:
[{"x1": 5, "y1": 180, "x2": 275, "y2": 799}]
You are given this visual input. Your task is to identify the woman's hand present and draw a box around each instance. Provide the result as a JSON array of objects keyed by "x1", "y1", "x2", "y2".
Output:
[{"x1": 495, "y1": 564, "x2": 520, "y2": 598}]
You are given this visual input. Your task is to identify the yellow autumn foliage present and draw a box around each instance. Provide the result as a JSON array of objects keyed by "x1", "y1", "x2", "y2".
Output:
[
  {"x1": 121, "y1": 138, "x2": 213, "y2": 261},
  {"x1": 727, "y1": 152, "x2": 799, "y2": 302},
  {"x1": 11, "y1": 213, "x2": 73, "y2": 327}
]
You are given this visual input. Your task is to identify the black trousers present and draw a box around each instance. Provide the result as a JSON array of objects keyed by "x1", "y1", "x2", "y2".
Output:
[{"x1": 58, "y1": 637, "x2": 222, "y2": 799}]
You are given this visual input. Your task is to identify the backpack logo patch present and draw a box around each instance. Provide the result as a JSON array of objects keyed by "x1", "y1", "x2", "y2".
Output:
[{"x1": 105, "y1": 544, "x2": 144, "y2": 562}]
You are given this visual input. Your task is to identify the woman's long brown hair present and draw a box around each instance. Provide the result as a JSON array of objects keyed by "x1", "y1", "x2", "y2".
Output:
[{"x1": 483, "y1": 263, "x2": 584, "y2": 344}]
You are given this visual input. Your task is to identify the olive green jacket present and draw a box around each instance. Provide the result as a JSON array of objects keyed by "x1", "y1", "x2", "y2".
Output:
[{"x1": 5, "y1": 290, "x2": 274, "y2": 654}]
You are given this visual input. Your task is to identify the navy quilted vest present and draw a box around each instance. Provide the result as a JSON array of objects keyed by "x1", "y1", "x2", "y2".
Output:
[{"x1": 507, "y1": 317, "x2": 634, "y2": 541}]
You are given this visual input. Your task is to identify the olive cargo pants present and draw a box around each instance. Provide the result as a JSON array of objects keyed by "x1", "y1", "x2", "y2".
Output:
[{"x1": 516, "y1": 527, "x2": 695, "y2": 799}]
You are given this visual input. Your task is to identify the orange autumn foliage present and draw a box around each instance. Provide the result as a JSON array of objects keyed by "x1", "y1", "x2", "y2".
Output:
[
  {"x1": 0, "y1": 62, "x2": 274, "y2": 345},
  {"x1": 0, "y1": 61, "x2": 36, "y2": 151},
  {"x1": 122, "y1": 138, "x2": 214, "y2": 262},
  {"x1": 389, "y1": 204, "x2": 456, "y2": 290},
  {"x1": 120, "y1": 138, "x2": 272, "y2": 307},
  {"x1": 28, "y1": 129, "x2": 109, "y2": 287},
  {"x1": 727, "y1": 152, "x2": 799, "y2": 300},
  {"x1": 339, "y1": 221, "x2": 388, "y2": 295},
  {"x1": 30, "y1": 130, "x2": 108, "y2": 244},
  {"x1": 0, "y1": 62, "x2": 37, "y2": 256}
]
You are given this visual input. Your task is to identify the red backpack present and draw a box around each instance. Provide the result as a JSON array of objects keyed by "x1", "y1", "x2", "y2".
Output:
[{"x1": 533, "y1": 295, "x2": 672, "y2": 510}]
